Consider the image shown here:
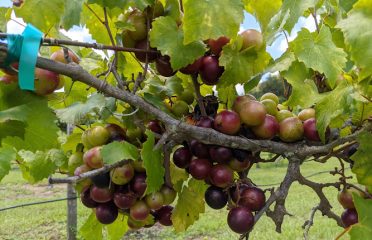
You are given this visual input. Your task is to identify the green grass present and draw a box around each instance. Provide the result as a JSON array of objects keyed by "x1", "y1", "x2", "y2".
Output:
[{"x1": 0, "y1": 159, "x2": 353, "y2": 240}]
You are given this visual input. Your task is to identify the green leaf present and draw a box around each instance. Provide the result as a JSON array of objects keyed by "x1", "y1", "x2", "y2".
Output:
[
  {"x1": 81, "y1": 4, "x2": 116, "y2": 44},
  {"x1": 339, "y1": 0, "x2": 358, "y2": 13},
  {"x1": 268, "y1": 51, "x2": 296, "y2": 73},
  {"x1": 143, "y1": 93, "x2": 173, "y2": 115},
  {"x1": 351, "y1": 132, "x2": 372, "y2": 187},
  {"x1": 0, "y1": 121, "x2": 25, "y2": 143},
  {"x1": 282, "y1": 61, "x2": 321, "y2": 108},
  {"x1": 19, "y1": 150, "x2": 59, "y2": 183},
  {"x1": 290, "y1": 26, "x2": 347, "y2": 88},
  {"x1": 267, "y1": 0, "x2": 313, "y2": 39},
  {"x1": 0, "y1": 7, "x2": 8, "y2": 32},
  {"x1": 0, "y1": 145, "x2": 16, "y2": 182},
  {"x1": 171, "y1": 178, "x2": 207, "y2": 232},
  {"x1": 141, "y1": 130, "x2": 164, "y2": 194},
  {"x1": 87, "y1": 0, "x2": 129, "y2": 9},
  {"x1": 216, "y1": 85, "x2": 237, "y2": 110},
  {"x1": 132, "y1": 0, "x2": 154, "y2": 11},
  {"x1": 218, "y1": 44, "x2": 271, "y2": 87},
  {"x1": 15, "y1": 0, "x2": 65, "y2": 32},
  {"x1": 106, "y1": 213, "x2": 128, "y2": 240},
  {"x1": 149, "y1": 16, "x2": 206, "y2": 69},
  {"x1": 101, "y1": 141, "x2": 139, "y2": 165},
  {"x1": 182, "y1": 0, "x2": 244, "y2": 44},
  {"x1": 62, "y1": 132, "x2": 83, "y2": 153},
  {"x1": 0, "y1": 104, "x2": 29, "y2": 123},
  {"x1": 244, "y1": 0, "x2": 282, "y2": 32},
  {"x1": 349, "y1": 194, "x2": 372, "y2": 239},
  {"x1": 0, "y1": 86, "x2": 59, "y2": 151},
  {"x1": 79, "y1": 212, "x2": 103, "y2": 240},
  {"x1": 55, "y1": 93, "x2": 107, "y2": 124},
  {"x1": 61, "y1": 0, "x2": 84, "y2": 29},
  {"x1": 315, "y1": 82, "x2": 354, "y2": 142},
  {"x1": 337, "y1": 1, "x2": 372, "y2": 79}
]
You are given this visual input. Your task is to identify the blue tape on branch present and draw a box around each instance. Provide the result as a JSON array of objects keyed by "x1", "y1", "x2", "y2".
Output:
[
  {"x1": 18, "y1": 24, "x2": 42, "y2": 91},
  {"x1": 2, "y1": 34, "x2": 23, "y2": 67}
]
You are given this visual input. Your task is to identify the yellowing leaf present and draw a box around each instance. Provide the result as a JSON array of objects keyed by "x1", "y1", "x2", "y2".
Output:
[{"x1": 171, "y1": 178, "x2": 207, "y2": 232}]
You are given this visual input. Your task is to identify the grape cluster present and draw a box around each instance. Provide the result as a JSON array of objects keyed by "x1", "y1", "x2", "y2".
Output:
[
  {"x1": 69, "y1": 123, "x2": 177, "y2": 228},
  {"x1": 337, "y1": 145, "x2": 371, "y2": 228}
]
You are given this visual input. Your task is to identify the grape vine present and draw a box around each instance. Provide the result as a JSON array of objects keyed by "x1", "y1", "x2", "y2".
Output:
[{"x1": 0, "y1": 0, "x2": 371, "y2": 239}]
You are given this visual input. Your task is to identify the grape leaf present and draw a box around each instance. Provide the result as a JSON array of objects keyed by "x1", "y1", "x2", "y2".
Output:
[
  {"x1": 119, "y1": 52, "x2": 143, "y2": 79},
  {"x1": 87, "y1": 0, "x2": 129, "y2": 9},
  {"x1": 163, "y1": 0, "x2": 181, "y2": 22},
  {"x1": 315, "y1": 81, "x2": 355, "y2": 142},
  {"x1": 0, "y1": 145, "x2": 16, "y2": 182},
  {"x1": 149, "y1": 16, "x2": 206, "y2": 70},
  {"x1": 337, "y1": 1, "x2": 372, "y2": 79},
  {"x1": 81, "y1": 3, "x2": 117, "y2": 45},
  {"x1": 216, "y1": 84, "x2": 237, "y2": 110},
  {"x1": 0, "y1": 7, "x2": 8, "y2": 32},
  {"x1": 79, "y1": 212, "x2": 103, "y2": 240},
  {"x1": 244, "y1": 0, "x2": 282, "y2": 32},
  {"x1": 339, "y1": 0, "x2": 358, "y2": 13},
  {"x1": 106, "y1": 213, "x2": 128, "y2": 240},
  {"x1": 141, "y1": 130, "x2": 164, "y2": 194},
  {"x1": 0, "y1": 121, "x2": 25, "y2": 143},
  {"x1": 170, "y1": 161, "x2": 189, "y2": 192},
  {"x1": 290, "y1": 26, "x2": 347, "y2": 88},
  {"x1": 171, "y1": 178, "x2": 207, "y2": 232},
  {"x1": 182, "y1": 0, "x2": 244, "y2": 44},
  {"x1": 55, "y1": 93, "x2": 107, "y2": 124},
  {"x1": 15, "y1": 0, "x2": 65, "y2": 32},
  {"x1": 132, "y1": 0, "x2": 154, "y2": 11},
  {"x1": 143, "y1": 93, "x2": 173, "y2": 115},
  {"x1": 61, "y1": 0, "x2": 84, "y2": 30},
  {"x1": 101, "y1": 141, "x2": 139, "y2": 164},
  {"x1": 18, "y1": 150, "x2": 59, "y2": 183},
  {"x1": 351, "y1": 132, "x2": 372, "y2": 187},
  {"x1": 218, "y1": 44, "x2": 271, "y2": 87},
  {"x1": 268, "y1": 51, "x2": 296, "y2": 73},
  {"x1": 0, "y1": 85, "x2": 59, "y2": 151},
  {"x1": 282, "y1": 61, "x2": 321, "y2": 108},
  {"x1": 0, "y1": 104, "x2": 29, "y2": 122},
  {"x1": 349, "y1": 194, "x2": 372, "y2": 240},
  {"x1": 265, "y1": 0, "x2": 312, "y2": 44}
]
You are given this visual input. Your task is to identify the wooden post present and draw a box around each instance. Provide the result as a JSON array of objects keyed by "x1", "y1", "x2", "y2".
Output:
[
  {"x1": 67, "y1": 124, "x2": 77, "y2": 240},
  {"x1": 67, "y1": 183, "x2": 77, "y2": 240}
]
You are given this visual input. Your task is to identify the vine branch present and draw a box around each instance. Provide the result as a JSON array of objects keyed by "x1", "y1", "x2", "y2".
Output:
[{"x1": 49, "y1": 159, "x2": 129, "y2": 184}]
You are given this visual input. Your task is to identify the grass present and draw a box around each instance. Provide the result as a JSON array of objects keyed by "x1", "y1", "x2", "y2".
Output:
[{"x1": 0, "y1": 158, "x2": 353, "y2": 240}]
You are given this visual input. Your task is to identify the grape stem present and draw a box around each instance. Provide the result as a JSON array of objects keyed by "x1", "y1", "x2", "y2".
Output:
[{"x1": 192, "y1": 74, "x2": 207, "y2": 117}]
